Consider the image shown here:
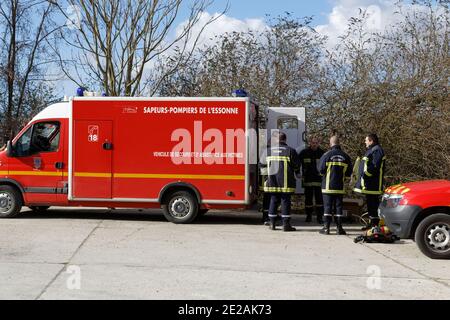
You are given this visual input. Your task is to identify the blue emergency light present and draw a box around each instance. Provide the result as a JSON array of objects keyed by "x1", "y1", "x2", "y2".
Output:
[
  {"x1": 232, "y1": 89, "x2": 248, "y2": 97},
  {"x1": 76, "y1": 87, "x2": 86, "y2": 97}
]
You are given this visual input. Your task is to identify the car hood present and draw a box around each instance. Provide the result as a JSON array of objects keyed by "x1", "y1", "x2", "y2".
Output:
[{"x1": 386, "y1": 180, "x2": 450, "y2": 195}]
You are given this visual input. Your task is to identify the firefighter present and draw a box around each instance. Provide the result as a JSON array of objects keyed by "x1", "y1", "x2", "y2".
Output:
[
  {"x1": 263, "y1": 131, "x2": 300, "y2": 232},
  {"x1": 354, "y1": 133, "x2": 386, "y2": 228},
  {"x1": 299, "y1": 137, "x2": 325, "y2": 224},
  {"x1": 318, "y1": 135, "x2": 352, "y2": 235}
]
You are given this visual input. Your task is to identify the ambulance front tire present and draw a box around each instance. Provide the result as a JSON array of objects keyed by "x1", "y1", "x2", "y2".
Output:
[
  {"x1": 162, "y1": 191, "x2": 199, "y2": 224},
  {"x1": 0, "y1": 185, "x2": 23, "y2": 218}
]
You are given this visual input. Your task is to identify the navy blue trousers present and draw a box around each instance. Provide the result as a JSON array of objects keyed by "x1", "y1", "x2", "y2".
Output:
[{"x1": 269, "y1": 193, "x2": 291, "y2": 220}]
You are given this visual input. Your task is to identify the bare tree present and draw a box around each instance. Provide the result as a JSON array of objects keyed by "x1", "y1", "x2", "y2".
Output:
[
  {"x1": 50, "y1": 0, "x2": 225, "y2": 96},
  {"x1": 309, "y1": 0, "x2": 450, "y2": 183},
  {"x1": 0, "y1": 0, "x2": 58, "y2": 144},
  {"x1": 159, "y1": 2, "x2": 449, "y2": 184},
  {"x1": 158, "y1": 14, "x2": 326, "y2": 117}
]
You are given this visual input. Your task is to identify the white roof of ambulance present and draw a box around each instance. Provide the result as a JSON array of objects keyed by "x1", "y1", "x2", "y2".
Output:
[{"x1": 31, "y1": 102, "x2": 70, "y2": 122}]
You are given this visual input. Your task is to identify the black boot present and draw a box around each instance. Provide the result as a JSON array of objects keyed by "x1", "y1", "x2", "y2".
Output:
[
  {"x1": 319, "y1": 217, "x2": 331, "y2": 235},
  {"x1": 262, "y1": 211, "x2": 270, "y2": 225},
  {"x1": 283, "y1": 218, "x2": 296, "y2": 232},
  {"x1": 336, "y1": 217, "x2": 347, "y2": 235},
  {"x1": 305, "y1": 214, "x2": 312, "y2": 223},
  {"x1": 269, "y1": 218, "x2": 277, "y2": 230}
]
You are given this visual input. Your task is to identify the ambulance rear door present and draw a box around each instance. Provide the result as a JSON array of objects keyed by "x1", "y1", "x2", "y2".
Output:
[{"x1": 266, "y1": 107, "x2": 306, "y2": 194}]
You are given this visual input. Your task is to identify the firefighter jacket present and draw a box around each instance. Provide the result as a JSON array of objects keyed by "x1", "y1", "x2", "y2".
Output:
[
  {"x1": 318, "y1": 145, "x2": 352, "y2": 195},
  {"x1": 262, "y1": 142, "x2": 300, "y2": 194},
  {"x1": 354, "y1": 144, "x2": 386, "y2": 195},
  {"x1": 299, "y1": 147, "x2": 325, "y2": 187}
]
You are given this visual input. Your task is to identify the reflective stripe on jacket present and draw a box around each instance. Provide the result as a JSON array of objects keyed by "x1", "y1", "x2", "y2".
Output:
[
  {"x1": 262, "y1": 142, "x2": 300, "y2": 194},
  {"x1": 354, "y1": 144, "x2": 386, "y2": 195},
  {"x1": 318, "y1": 145, "x2": 352, "y2": 195}
]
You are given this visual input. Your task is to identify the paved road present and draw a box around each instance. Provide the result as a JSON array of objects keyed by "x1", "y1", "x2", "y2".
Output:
[{"x1": 0, "y1": 208, "x2": 449, "y2": 300}]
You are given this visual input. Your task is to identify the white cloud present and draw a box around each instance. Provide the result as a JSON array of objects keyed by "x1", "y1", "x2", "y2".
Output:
[
  {"x1": 315, "y1": 0, "x2": 401, "y2": 48},
  {"x1": 175, "y1": 12, "x2": 269, "y2": 51}
]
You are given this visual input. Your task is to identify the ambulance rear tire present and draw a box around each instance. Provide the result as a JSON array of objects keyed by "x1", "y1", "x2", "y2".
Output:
[
  {"x1": 162, "y1": 191, "x2": 199, "y2": 224},
  {"x1": 0, "y1": 185, "x2": 23, "y2": 218}
]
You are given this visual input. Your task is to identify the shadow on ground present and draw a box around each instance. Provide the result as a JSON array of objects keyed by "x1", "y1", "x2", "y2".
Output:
[{"x1": 16, "y1": 208, "x2": 405, "y2": 238}]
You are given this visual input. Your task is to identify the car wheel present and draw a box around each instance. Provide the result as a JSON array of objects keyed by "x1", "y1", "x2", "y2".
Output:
[
  {"x1": 0, "y1": 185, "x2": 23, "y2": 218},
  {"x1": 162, "y1": 191, "x2": 199, "y2": 224},
  {"x1": 29, "y1": 206, "x2": 50, "y2": 213},
  {"x1": 415, "y1": 214, "x2": 450, "y2": 259}
]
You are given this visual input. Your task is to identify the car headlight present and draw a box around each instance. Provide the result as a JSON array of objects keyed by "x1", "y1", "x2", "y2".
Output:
[{"x1": 382, "y1": 194, "x2": 404, "y2": 208}]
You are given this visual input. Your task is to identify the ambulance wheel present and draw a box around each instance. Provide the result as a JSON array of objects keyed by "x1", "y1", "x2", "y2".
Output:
[
  {"x1": 162, "y1": 191, "x2": 199, "y2": 224},
  {"x1": 0, "y1": 185, "x2": 22, "y2": 218},
  {"x1": 415, "y1": 214, "x2": 450, "y2": 260},
  {"x1": 29, "y1": 206, "x2": 50, "y2": 213}
]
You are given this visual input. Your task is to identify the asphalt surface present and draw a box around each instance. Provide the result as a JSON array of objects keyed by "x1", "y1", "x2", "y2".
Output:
[{"x1": 0, "y1": 208, "x2": 449, "y2": 300}]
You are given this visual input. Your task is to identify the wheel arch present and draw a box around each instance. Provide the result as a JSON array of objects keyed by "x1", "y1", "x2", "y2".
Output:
[
  {"x1": 158, "y1": 182, "x2": 202, "y2": 204},
  {"x1": 410, "y1": 206, "x2": 450, "y2": 238},
  {"x1": 0, "y1": 178, "x2": 25, "y2": 204},
  {"x1": 0, "y1": 178, "x2": 25, "y2": 193}
]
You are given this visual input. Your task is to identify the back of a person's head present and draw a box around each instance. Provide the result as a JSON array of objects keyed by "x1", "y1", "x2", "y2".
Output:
[
  {"x1": 330, "y1": 135, "x2": 340, "y2": 146},
  {"x1": 272, "y1": 131, "x2": 287, "y2": 144}
]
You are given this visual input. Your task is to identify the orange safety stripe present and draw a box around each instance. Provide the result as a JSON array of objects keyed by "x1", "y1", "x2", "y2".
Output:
[{"x1": 2, "y1": 170, "x2": 245, "y2": 181}]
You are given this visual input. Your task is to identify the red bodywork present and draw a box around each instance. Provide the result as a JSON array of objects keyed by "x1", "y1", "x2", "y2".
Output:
[
  {"x1": 385, "y1": 180, "x2": 450, "y2": 208},
  {"x1": 0, "y1": 97, "x2": 259, "y2": 210}
]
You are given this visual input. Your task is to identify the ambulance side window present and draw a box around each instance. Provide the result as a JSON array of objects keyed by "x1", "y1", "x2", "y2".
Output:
[
  {"x1": 14, "y1": 126, "x2": 33, "y2": 157},
  {"x1": 29, "y1": 122, "x2": 60, "y2": 154},
  {"x1": 277, "y1": 117, "x2": 298, "y2": 130}
]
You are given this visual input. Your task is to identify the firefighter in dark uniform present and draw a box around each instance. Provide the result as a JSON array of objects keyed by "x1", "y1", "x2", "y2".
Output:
[
  {"x1": 354, "y1": 133, "x2": 386, "y2": 228},
  {"x1": 299, "y1": 137, "x2": 325, "y2": 224},
  {"x1": 318, "y1": 136, "x2": 352, "y2": 235},
  {"x1": 263, "y1": 131, "x2": 300, "y2": 232}
]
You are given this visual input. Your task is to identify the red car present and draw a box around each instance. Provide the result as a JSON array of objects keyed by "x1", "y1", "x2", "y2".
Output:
[{"x1": 380, "y1": 180, "x2": 450, "y2": 259}]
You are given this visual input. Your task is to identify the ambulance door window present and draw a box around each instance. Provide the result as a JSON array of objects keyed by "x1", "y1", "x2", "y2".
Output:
[
  {"x1": 29, "y1": 122, "x2": 60, "y2": 154},
  {"x1": 277, "y1": 117, "x2": 298, "y2": 130},
  {"x1": 14, "y1": 126, "x2": 33, "y2": 157}
]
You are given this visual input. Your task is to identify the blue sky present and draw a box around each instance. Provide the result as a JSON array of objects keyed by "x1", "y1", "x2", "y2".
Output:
[
  {"x1": 207, "y1": 0, "x2": 333, "y2": 25},
  {"x1": 56, "y1": 0, "x2": 407, "y2": 95}
]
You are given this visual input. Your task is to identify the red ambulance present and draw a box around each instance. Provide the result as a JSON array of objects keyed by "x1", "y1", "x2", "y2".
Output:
[{"x1": 0, "y1": 97, "x2": 259, "y2": 223}]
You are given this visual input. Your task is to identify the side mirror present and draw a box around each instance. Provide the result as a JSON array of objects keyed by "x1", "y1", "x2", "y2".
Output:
[{"x1": 6, "y1": 140, "x2": 14, "y2": 157}]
